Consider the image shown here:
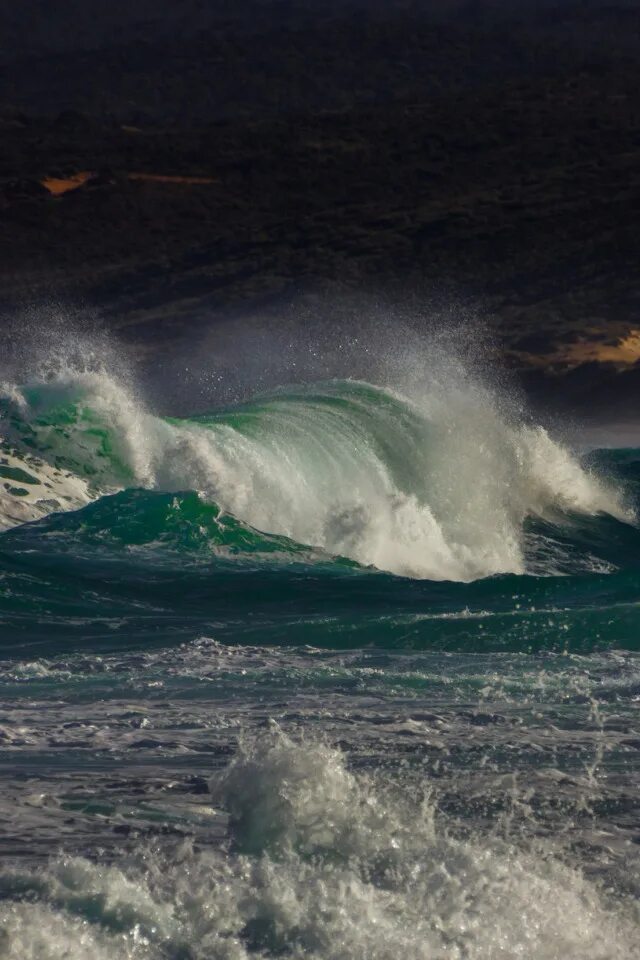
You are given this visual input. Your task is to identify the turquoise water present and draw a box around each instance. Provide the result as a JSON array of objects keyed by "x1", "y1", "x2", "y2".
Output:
[{"x1": 1, "y1": 367, "x2": 639, "y2": 957}]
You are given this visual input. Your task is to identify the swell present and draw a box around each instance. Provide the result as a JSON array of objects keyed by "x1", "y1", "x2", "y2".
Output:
[
  {"x1": 2, "y1": 489, "x2": 640, "y2": 656},
  {"x1": 0, "y1": 372, "x2": 635, "y2": 582}
]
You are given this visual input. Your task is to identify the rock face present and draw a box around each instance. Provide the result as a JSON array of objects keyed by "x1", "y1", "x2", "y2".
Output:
[{"x1": 0, "y1": 1, "x2": 639, "y2": 414}]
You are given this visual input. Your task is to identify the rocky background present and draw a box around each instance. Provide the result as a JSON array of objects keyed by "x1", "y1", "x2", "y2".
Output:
[{"x1": 1, "y1": 1, "x2": 639, "y2": 416}]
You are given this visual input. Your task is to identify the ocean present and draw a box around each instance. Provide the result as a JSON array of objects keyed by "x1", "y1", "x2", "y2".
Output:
[{"x1": 1, "y1": 350, "x2": 639, "y2": 958}]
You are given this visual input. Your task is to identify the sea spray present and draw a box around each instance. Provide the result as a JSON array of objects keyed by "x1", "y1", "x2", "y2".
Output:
[{"x1": 0, "y1": 729, "x2": 638, "y2": 959}]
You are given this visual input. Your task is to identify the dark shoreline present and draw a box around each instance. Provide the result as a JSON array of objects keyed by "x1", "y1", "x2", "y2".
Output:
[{"x1": 1, "y1": 1, "x2": 639, "y2": 420}]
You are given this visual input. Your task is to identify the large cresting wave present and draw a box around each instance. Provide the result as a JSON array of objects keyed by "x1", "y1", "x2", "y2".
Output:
[{"x1": 0, "y1": 356, "x2": 634, "y2": 581}]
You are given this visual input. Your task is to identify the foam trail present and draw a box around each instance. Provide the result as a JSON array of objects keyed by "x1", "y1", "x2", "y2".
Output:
[{"x1": 0, "y1": 357, "x2": 633, "y2": 580}]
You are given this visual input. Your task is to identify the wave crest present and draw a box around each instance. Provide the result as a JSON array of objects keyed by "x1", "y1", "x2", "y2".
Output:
[{"x1": 0, "y1": 369, "x2": 633, "y2": 580}]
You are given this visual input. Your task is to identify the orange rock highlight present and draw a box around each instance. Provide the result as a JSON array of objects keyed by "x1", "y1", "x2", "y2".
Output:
[
  {"x1": 41, "y1": 171, "x2": 219, "y2": 197},
  {"x1": 563, "y1": 330, "x2": 640, "y2": 367},
  {"x1": 127, "y1": 173, "x2": 218, "y2": 185},
  {"x1": 41, "y1": 171, "x2": 94, "y2": 195}
]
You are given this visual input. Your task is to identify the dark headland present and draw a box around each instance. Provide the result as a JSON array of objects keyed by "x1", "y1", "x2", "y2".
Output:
[{"x1": 1, "y1": 0, "x2": 639, "y2": 420}]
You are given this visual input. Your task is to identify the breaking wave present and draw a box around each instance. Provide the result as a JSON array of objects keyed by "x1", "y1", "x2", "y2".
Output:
[
  {"x1": 0, "y1": 361, "x2": 634, "y2": 581},
  {"x1": 0, "y1": 729, "x2": 638, "y2": 959}
]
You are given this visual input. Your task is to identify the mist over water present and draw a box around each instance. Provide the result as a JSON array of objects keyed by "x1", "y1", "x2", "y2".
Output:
[{"x1": 1, "y1": 322, "x2": 640, "y2": 958}]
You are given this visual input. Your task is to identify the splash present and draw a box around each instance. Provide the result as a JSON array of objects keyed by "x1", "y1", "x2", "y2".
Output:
[
  {"x1": 0, "y1": 349, "x2": 633, "y2": 580},
  {"x1": 0, "y1": 730, "x2": 637, "y2": 959}
]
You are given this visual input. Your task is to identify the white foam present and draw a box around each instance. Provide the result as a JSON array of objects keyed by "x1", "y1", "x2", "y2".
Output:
[
  {"x1": 0, "y1": 903, "x2": 128, "y2": 960},
  {"x1": 0, "y1": 444, "x2": 92, "y2": 530},
  {"x1": 1, "y1": 730, "x2": 637, "y2": 959}
]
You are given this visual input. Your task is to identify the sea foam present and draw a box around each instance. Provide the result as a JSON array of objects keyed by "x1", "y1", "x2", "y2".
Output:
[{"x1": 0, "y1": 729, "x2": 637, "y2": 959}]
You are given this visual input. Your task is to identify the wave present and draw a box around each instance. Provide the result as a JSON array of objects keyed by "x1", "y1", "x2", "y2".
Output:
[
  {"x1": 0, "y1": 365, "x2": 634, "y2": 582},
  {"x1": 1, "y1": 488, "x2": 345, "y2": 564},
  {"x1": 0, "y1": 729, "x2": 637, "y2": 959}
]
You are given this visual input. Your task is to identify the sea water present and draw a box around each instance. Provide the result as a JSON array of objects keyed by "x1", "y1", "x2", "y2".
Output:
[{"x1": 0, "y1": 346, "x2": 639, "y2": 957}]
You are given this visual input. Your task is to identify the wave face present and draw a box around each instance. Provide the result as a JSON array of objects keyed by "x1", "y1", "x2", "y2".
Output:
[{"x1": 0, "y1": 369, "x2": 633, "y2": 581}]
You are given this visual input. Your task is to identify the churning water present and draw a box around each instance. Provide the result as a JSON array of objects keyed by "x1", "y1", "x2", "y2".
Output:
[{"x1": 1, "y1": 344, "x2": 639, "y2": 957}]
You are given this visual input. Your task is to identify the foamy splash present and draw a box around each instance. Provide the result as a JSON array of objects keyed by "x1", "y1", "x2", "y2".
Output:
[{"x1": 0, "y1": 729, "x2": 637, "y2": 959}]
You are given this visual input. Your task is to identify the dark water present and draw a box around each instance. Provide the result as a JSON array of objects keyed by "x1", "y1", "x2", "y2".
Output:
[{"x1": 1, "y1": 369, "x2": 639, "y2": 958}]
